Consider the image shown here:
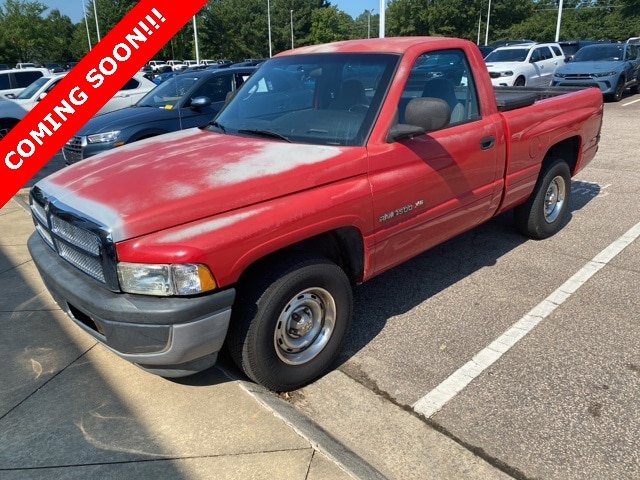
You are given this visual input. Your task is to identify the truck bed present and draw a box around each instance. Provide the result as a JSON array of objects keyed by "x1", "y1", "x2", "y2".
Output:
[{"x1": 494, "y1": 86, "x2": 593, "y2": 112}]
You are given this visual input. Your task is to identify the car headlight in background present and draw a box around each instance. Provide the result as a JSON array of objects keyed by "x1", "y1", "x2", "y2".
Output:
[
  {"x1": 87, "y1": 130, "x2": 121, "y2": 144},
  {"x1": 489, "y1": 70, "x2": 514, "y2": 78},
  {"x1": 592, "y1": 71, "x2": 617, "y2": 77},
  {"x1": 117, "y1": 262, "x2": 217, "y2": 296}
]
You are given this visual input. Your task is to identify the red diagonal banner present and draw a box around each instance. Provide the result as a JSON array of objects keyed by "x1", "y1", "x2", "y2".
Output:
[{"x1": 0, "y1": 0, "x2": 208, "y2": 207}]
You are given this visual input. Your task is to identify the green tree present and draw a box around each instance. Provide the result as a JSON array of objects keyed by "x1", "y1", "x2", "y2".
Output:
[
  {"x1": 386, "y1": 0, "x2": 430, "y2": 37},
  {"x1": 309, "y1": 5, "x2": 352, "y2": 44},
  {"x1": 0, "y1": 0, "x2": 47, "y2": 63},
  {"x1": 41, "y1": 9, "x2": 76, "y2": 62}
]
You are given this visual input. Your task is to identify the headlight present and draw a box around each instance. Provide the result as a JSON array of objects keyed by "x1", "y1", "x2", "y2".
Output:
[
  {"x1": 117, "y1": 262, "x2": 217, "y2": 296},
  {"x1": 592, "y1": 71, "x2": 617, "y2": 78},
  {"x1": 87, "y1": 130, "x2": 121, "y2": 144},
  {"x1": 554, "y1": 73, "x2": 566, "y2": 78}
]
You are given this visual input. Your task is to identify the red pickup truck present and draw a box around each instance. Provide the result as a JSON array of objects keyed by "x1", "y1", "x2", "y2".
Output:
[{"x1": 28, "y1": 37, "x2": 603, "y2": 391}]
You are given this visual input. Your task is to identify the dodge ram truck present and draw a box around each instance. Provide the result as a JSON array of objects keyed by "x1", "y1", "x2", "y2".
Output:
[{"x1": 28, "y1": 37, "x2": 603, "y2": 391}]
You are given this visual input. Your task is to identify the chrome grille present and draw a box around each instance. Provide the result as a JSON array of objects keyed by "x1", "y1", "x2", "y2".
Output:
[
  {"x1": 62, "y1": 136, "x2": 84, "y2": 165},
  {"x1": 56, "y1": 241, "x2": 105, "y2": 283},
  {"x1": 30, "y1": 187, "x2": 119, "y2": 291},
  {"x1": 51, "y1": 216, "x2": 100, "y2": 255}
]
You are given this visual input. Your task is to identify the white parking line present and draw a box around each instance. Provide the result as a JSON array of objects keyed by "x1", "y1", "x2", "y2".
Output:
[
  {"x1": 622, "y1": 98, "x2": 640, "y2": 107},
  {"x1": 413, "y1": 220, "x2": 640, "y2": 419}
]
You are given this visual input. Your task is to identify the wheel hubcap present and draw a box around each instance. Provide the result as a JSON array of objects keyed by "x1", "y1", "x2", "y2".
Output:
[
  {"x1": 544, "y1": 175, "x2": 566, "y2": 223},
  {"x1": 274, "y1": 287, "x2": 336, "y2": 365}
]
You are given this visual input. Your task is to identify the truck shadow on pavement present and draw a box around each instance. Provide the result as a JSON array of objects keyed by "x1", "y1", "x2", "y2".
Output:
[{"x1": 335, "y1": 179, "x2": 600, "y2": 369}]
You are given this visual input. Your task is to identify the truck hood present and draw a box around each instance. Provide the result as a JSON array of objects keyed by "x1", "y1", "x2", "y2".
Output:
[
  {"x1": 35, "y1": 128, "x2": 365, "y2": 242},
  {"x1": 76, "y1": 106, "x2": 177, "y2": 134},
  {"x1": 555, "y1": 61, "x2": 623, "y2": 75}
]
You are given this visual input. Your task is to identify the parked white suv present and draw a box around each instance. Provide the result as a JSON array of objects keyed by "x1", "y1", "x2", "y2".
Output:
[{"x1": 485, "y1": 43, "x2": 566, "y2": 87}]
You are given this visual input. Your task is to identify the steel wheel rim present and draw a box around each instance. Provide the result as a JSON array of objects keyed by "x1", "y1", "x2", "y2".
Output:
[
  {"x1": 544, "y1": 175, "x2": 566, "y2": 223},
  {"x1": 274, "y1": 287, "x2": 336, "y2": 365}
]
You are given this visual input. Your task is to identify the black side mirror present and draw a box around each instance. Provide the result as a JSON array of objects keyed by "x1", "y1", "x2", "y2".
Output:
[{"x1": 190, "y1": 96, "x2": 212, "y2": 111}]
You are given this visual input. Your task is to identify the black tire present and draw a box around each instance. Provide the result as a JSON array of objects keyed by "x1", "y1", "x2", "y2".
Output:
[
  {"x1": 609, "y1": 77, "x2": 625, "y2": 102},
  {"x1": 0, "y1": 119, "x2": 18, "y2": 140},
  {"x1": 630, "y1": 81, "x2": 639, "y2": 95},
  {"x1": 514, "y1": 76, "x2": 526, "y2": 87},
  {"x1": 514, "y1": 158, "x2": 571, "y2": 239},
  {"x1": 227, "y1": 255, "x2": 353, "y2": 391}
]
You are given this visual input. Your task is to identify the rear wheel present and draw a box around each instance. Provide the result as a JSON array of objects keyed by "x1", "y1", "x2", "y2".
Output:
[
  {"x1": 227, "y1": 255, "x2": 353, "y2": 391},
  {"x1": 514, "y1": 158, "x2": 571, "y2": 239},
  {"x1": 0, "y1": 119, "x2": 18, "y2": 140}
]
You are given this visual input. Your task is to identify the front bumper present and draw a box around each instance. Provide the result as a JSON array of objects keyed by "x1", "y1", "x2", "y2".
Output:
[
  {"x1": 28, "y1": 232, "x2": 236, "y2": 376},
  {"x1": 552, "y1": 77, "x2": 616, "y2": 94}
]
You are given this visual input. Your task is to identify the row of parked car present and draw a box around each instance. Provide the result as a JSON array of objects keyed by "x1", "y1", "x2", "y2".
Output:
[
  {"x1": 0, "y1": 60, "x2": 259, "y2": 166},
  {"x1": 482, "y1": 37, "x2": 640, "y2": 101}
]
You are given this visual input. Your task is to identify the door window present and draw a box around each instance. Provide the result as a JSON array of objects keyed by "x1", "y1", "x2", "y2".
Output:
[{"x1": 399, "y1": 49, "x2": 480, "y2": 128}]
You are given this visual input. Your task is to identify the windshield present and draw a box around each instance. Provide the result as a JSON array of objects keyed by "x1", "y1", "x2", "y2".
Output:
[
  {"x1": 137, "y1": 73, "x2": 203, "y2": 108},
  {"x1": 212, "y1": 53, "x2": 398, "y2": 147},
  {"x1": 15, "y1": 76, "x2": 49, "y2": 99},
  {"x1": 485, "y1": 48, "x2": 529, "y2": 63},
  {"x1": 572, "y1": 45, "x2": 624, "y2": 62}
]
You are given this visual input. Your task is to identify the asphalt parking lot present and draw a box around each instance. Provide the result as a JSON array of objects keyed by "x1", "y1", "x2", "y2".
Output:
[{"x1": 3, "y1": 92, "x2": 639, "y2": 480}]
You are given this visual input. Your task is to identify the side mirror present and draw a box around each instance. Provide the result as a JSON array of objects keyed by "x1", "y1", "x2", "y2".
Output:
[
  {"x1": 405, "y1": 97, "x2": 450, "y2": 132},
  {"x1": 387, "y1": 124, "x2": 425, "y2": 142},
  {"x1": 388, "y1": 97, "x2": 450, "y2": 142},
  {"x1": 190, "y1": 96, "x2": 212, "y2": 111}
]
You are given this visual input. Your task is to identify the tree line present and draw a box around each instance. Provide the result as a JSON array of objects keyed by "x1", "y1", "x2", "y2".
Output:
[{"x1": 1, "y1": 0, "x2": 639, "y2": 66}]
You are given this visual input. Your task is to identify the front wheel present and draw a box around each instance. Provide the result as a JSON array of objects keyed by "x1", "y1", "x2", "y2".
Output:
[
  {"x1": 227, "y1": 255, "x2": 353, "y2": 391},
  {"x1": 513, "y1": 76, "x2": 526, "y2": 87},
  {"x1": 514, "y1": 158, "x2": 571, "y2": 239},
  {"x1": 609, "y1": 77, "x2": 625, "y2": 102}
]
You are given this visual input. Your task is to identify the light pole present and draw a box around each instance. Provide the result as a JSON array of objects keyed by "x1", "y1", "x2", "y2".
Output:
[
  {"x1": 193, "y1": 15, "x2": 200, "y2": 64},
  {"x1": 379, "y1": 0, "x2": 385, "y2": 38},
  {"x1": 484, "y1": 0, "x2": 491, "y2": 46},
  {"x1": 367, "y1": 9, "x2": 375, "y2": 39},
  {"x1": 290, "y1": 9, "x2": 294, "y2": 49},
  {"x1": 82, "y1": 0, "x2": 92, "y2": 50},
  {"x1": 267, "y1": 0, "x2": 272, "y2": 58},
  {"x1": 92, "y1": 0, "x2": 101, "y2": 42},
  {"x1": 555, "y1": 0, "x2": 564, "y2": 42}
]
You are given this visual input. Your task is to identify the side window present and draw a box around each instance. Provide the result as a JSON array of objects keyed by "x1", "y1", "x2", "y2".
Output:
[
  {"x1": 530, "y1": 49, "x2": 543, "y2": 63},
  {"x1": 120, "y1": 78, "x2": 140, "y2": 90},
  {"x1": 0, "y1": 73, "x2": 10, "y2": 90},
  {"x1": 551, "y1": 46, "x2": 563, "y2": 57},
  {"x1": 234, "y1": 73, "x2": 251, "y2": 90},
  {"x1": 400, "y1": 49, "x2": 480, "y2": 129},
  {"x1": 45, "y1": 79, "x2": 59, "y2": 93},
  {"x1": 14, "y1": 71, "x2": 43, "y2": 87},
  {"x1": 192, "y1": 75, "x2": 233, "y2": 103}
]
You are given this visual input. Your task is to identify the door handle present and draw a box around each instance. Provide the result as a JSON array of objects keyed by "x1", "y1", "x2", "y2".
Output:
[{"x1": 480, "y1": 136, "x2": 495, "y2": 150}]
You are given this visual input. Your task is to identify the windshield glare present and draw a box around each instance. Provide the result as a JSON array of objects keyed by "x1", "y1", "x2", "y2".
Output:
[
  {"x1": 213, "y1": 53, "x2": 398, "y2": 147},
  {"x1": 572, "y1": 45, "x2": 624, "y2": 62},
  {"x1": 16, "y1": 77, "x2": 49, "y2": 99},
  {"x1": 485, "y1": 48, "x2": 529, "y2": 63},
  {"x1": 137, "y1": 74, "x2": 202, "y2": 108}
]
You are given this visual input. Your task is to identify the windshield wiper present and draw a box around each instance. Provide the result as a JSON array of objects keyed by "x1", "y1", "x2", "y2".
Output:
[
  {"x1": 208, "y1": 120, "x2": 226, "y2": 133},
  {"x1": 237, "y1": 128, "x2": 291, "y2": 142}
]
